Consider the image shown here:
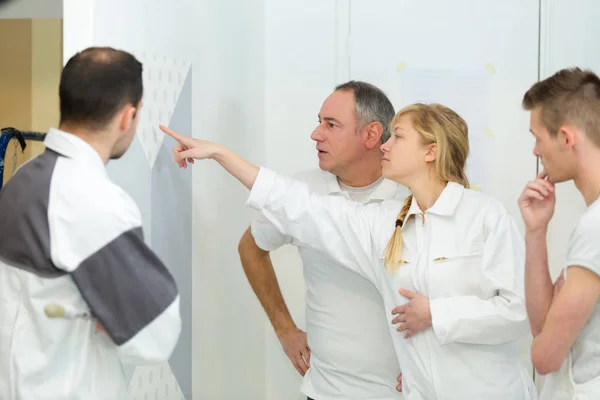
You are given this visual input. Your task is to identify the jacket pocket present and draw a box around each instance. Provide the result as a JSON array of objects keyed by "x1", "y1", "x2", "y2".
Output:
[{"x1": 432, "y1": 252, "x2": 483, "y2": 262}]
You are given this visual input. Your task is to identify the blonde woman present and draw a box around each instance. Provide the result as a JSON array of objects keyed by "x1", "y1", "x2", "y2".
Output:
[{"x1": 160, "y1": 104, "x2": 536, "y2": 399}]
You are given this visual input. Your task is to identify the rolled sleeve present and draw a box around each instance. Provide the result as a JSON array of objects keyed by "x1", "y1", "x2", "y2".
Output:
[{"x1": 246, "y1": 167, "x2": 277, "y2": 211}]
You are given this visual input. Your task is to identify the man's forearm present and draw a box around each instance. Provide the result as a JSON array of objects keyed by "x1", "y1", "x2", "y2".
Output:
[
  {"x1": 238, "y1": 229, "x2": 296, "y2": 336},
  {"x1": 525, "y1": 229, "x2": 554, "y2": 336}
]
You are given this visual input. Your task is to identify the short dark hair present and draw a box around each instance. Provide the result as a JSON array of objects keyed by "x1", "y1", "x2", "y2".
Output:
[
  {"x1": 335, "y1": 81, "x2": 395, "y2": 142},
  {"x1": 59, "y1": 47, "x2": 143, "y2": 130},
  {"x1": 522, "y1": 67, "x2": 600, "y2": 146}
]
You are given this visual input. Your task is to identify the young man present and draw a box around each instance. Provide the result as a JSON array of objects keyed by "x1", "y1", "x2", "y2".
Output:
[
  {"x1": 238, "y1": 81, "x2": 409, "y2": 399},
  {"x1": 519, "y1": 67, "x2": 600, "y2": 398},
  {"x1": 0, "y1": 47, "x2": 181, "y2": 399}
]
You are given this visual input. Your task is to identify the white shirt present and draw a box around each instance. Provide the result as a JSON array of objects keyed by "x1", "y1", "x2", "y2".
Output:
[
  {"x1": 0, "y1": 129, "x2": 181, "y2": 399},
  {"x1": 248, "y1": 167, "x2": 537, "y2": 400},
  {"x1": 252, "y1": 169, "x2": 410, "y2": 400},
  {"x1": 338, "y1": 176, "x2": 386, "y2": 203},
  {"x1": 539, "y1": 198, "x2": 600, "y2": 400},
  {"x1": 555, "y1": 197, "x2": 600, "y2": 391}
]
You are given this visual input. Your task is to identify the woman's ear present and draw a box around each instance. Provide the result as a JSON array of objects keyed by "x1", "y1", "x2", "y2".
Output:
[{"x1": 424, "y1": 143, "x2": 437, "y2": 163}]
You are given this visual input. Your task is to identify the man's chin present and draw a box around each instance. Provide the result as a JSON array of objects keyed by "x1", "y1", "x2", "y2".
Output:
[
  {"x1": 318, "y1": 160, "x2": 332, "y2": 172},
  {"x1": 544, "y1": 169, "x2": 568, "y2": 184},
  {"x1": 547, "y1": 174, "x2": 567, "y2": 184}
]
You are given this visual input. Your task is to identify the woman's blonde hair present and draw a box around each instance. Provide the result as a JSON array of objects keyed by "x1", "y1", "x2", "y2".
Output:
[{"x1": 384, "y1": 103, "x2": 470, "y2": 272}]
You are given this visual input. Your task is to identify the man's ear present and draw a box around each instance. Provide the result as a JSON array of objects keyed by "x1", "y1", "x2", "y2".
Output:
[
  {"x1": 119, "y1": 105, "x2": 137, "y2": 132},
  {"x1": 364, "y1": 121, "x2": 384, "y2": 150},
  {"x1": 558, "y1": 124, "x2": 577, "y2": 150}
]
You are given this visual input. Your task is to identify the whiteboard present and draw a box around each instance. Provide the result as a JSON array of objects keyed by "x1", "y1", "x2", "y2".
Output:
[{"x1": 347, "y1": 1, "x2": 539, "y2": 221}]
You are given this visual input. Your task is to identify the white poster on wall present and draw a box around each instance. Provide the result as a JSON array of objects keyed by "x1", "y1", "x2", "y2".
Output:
[
  {"x1": 135, "y1": 52, "x2": 191, "y2": 169},
  {"x1": 396, "y1": 67, "x2": 493, "y2": 192}
]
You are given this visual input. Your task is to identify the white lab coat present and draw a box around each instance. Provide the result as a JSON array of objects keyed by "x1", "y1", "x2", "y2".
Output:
[{"x1": 248, "y1": 167, "x2": 537, "y2": 400}]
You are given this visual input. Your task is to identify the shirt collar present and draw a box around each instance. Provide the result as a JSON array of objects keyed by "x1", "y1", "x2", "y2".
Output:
[
  {"x1": 405, "y1": 181, "x2": 464, "y2": 220},
  {"x1": 322, "y1": 170, "x2": 400, "y2": 201},
  {"x1": 44, "y1": 128, "x2": 106, "y2": 169}
]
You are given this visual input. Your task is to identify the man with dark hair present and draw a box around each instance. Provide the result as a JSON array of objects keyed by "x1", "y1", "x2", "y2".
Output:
[
  {"x1": 0, "y1": 47, "x2": 181, "y2": 399},
  {"x1": 237, "y1": 81, "x2": 409, "y2": 400},
  {"x1": 59, "y1": 47, "x2": 144, "y2": 134},
  {"x1": 519, "y1": 67, "x2": 600, "y2": 397}
]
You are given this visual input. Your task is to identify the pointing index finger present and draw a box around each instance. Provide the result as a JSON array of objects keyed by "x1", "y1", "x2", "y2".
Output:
[{"x1": 159, "y1": 124, "x2": 187, "y2": 142}]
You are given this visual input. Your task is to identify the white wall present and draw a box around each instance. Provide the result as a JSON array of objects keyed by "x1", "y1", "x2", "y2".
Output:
[
  {"x1": 190, "y1": 0, "x2": 266, "y2": 399},
  {"x1": 0, "y1": 0, "x2": 61, "y2": 18},
  {"x1": 346, "y1": 0, "x2": 539, "y2": 228},
  {"x1": 265, "y1": 0, "x2": 340, "y2": 175}
]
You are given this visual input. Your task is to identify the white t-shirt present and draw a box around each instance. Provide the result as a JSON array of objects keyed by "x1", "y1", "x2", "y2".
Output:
[
  {"x1": 251, "y1": 169, "x2": 410, "y2": 400},
  {"x1": 566, "y1": 197, "x2": 600, "y2": 384},
  {"x1": 338, "y1": 176, "x2": 385, "y2": 203}
]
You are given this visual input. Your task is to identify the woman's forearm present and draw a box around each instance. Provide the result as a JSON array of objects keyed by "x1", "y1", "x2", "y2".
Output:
[{"x1": 211, "y1": 145, "x2": 260, "y2": 190}]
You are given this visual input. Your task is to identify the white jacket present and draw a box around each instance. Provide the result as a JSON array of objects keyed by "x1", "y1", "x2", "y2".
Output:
[
  {"x1": 0, "y1": 129, "x2": 181, "y2": 399},
  {"x1": 247, "y1": 167, "x2": 537, "y2": 400}
]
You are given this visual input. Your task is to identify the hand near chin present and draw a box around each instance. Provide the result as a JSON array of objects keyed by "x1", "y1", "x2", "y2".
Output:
[{"x1": 518, "y1": 170, "x2": 555, "y2": 233}]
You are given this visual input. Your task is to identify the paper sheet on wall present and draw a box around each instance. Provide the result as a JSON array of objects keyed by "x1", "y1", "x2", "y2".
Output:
[
  {"x1": 397, "y1": 67, "x2": 492, "y2": 192},
  {"x1": 134, "y1": 52, "x2": 191, "y2": 169}
]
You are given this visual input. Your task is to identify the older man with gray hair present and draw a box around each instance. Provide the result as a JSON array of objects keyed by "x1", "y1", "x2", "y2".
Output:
[{"x1": 238, "y1": 81, "x2": 409, "y2": 400}]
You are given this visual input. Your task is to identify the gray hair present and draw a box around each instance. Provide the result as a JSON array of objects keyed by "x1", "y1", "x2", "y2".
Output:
[{"x1": 335, "y1": 80, "x2": 395, "y2": 143}]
